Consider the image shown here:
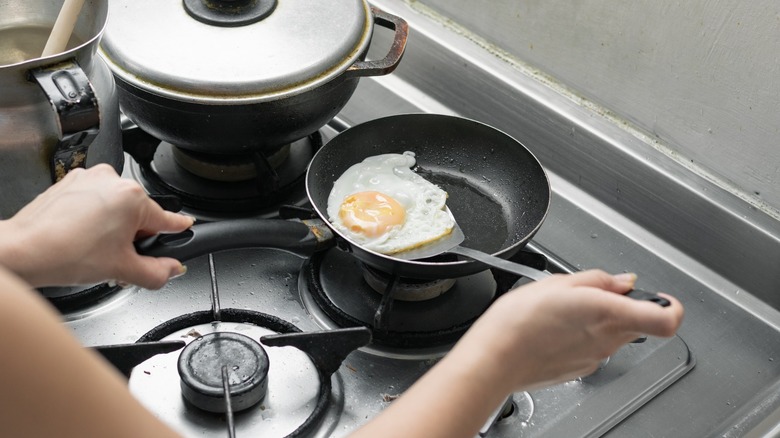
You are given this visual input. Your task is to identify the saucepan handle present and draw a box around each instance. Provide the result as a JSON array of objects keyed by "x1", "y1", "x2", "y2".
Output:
[
  {"x1": 447, "y1": 245, "x2": 670, "y2": 307},
  {"x1": 343, "y1": 6, "x2": 409, "y2": 78},
  {"x1": 30, "y1": 60, "x2": 100, "y2": 183},
  {"x1": 134, "y1": 218, "x2": 335, "y2": 261}
]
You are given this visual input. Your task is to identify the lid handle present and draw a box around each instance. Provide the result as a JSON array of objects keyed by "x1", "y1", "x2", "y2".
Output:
[{"x1": 183, "y1": 0, "x2": 277, "y2": 27}]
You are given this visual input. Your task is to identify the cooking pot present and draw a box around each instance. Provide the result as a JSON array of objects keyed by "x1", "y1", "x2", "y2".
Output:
[
  {"x1": 0, "y1": 0, "x2": 123, "y2": 219},
  {"x1": 98, "y1": 0, "x2": 408, "y2": 155}
]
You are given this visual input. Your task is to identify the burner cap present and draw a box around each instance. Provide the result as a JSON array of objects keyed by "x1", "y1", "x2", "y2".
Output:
[{"x1": 177, "y1": 332, "x2": 269, "y2": 413}]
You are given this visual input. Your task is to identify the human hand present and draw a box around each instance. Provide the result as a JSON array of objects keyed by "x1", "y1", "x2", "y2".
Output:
[
  {"x1": 449, "y1": 270, "x2": 684, "y2": 393},
  {"x1": 0, "y1": 164, "x2": 194, "y2": 289}
]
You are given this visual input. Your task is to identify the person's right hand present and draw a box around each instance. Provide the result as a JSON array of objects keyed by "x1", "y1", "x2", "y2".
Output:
[
  {"x1": 450, "y1": 269, "x2": 684, "y2": 393},
  {"x1": 0, "y1": 164, "x2": 193, "y2": 289},
  {"x1": 346, "y1": 269, "x2": 684, "y2": 438}
]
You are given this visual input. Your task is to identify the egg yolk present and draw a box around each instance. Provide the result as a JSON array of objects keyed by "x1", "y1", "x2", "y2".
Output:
[{"x1": 338, "y1": 191, "x2": 406, "y2": 237}]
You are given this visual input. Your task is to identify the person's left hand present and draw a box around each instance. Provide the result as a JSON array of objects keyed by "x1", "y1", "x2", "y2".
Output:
[{"x1": 0, "y1": 164, "x2": 193, "y2": 289}]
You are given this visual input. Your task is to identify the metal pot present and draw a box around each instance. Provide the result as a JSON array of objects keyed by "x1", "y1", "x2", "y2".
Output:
[
  {"x1": 98, "y1": 0, "x2": 408, "y2": 155},
  {"x1": 0, "y1": 0, "x2": 123, "y2": 219}
]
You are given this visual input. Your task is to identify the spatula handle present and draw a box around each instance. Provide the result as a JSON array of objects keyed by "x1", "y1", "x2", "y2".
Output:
[{"x1": 447, "y1": 245, "x2": 670, "y2": 307}]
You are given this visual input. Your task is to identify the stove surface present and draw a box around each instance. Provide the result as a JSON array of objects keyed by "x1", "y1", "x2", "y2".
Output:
[{"x1": 66, "y1": 240, "x2": 693, "y2": 437}]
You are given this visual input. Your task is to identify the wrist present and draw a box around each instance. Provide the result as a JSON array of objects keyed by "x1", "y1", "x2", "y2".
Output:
[
  {"x1": 0, "y1": 219, "x2": 42, "y2": 286},
  {"x1": 439, "y1": 337, "x2": 516, "y2": 413}
]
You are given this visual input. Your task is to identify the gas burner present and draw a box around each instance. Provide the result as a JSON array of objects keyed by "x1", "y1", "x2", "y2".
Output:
[
  {"x1": 41, "y1": 283, "x2": 125, "y2": 314},
  {"x1": 299, "y1": 248, "x2": 497, "y2": 350},
  {"x1": 361, "y1": 264, "x2": 457, "y2": 302},
  {"x1": 132, "y1": 309, "x2": 336, "y2": 438},
  {"x1": 177, "y1": 332, "x2": 270, "y2": 413},
  {"x1": 171, "y1": 144, "x2": 292, "y2": 182},
  {"x1": 123, "y1": 125, "x2": 323, "y2": 217}
]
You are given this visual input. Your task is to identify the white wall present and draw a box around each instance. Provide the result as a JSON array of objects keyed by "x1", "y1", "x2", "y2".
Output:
[{"x1": 414, "y1": 0, "x2": 780, "y2": 217}]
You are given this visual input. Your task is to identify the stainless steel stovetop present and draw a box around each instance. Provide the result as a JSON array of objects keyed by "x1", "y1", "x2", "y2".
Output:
[
  {"x1": 64, "y1": 238, "x2": 693, "y2": 438},
  {"x1": 61, "y1": 114, "x2": 694, "y2": 435}
]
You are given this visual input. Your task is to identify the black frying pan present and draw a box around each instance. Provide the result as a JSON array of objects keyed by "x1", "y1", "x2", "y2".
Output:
[
  {"x1": 137, "y1": 114, "x2": 549, "y2": 280},
  {"x1": 136, "y1": 114, "x2": 668, "y2": 305},
  {"x1": 305, "y1": 113, "x2": 550, "y2": 279}
]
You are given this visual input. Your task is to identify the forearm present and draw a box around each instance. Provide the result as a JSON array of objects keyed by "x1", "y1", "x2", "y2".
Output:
[
  {"x1": 0, "y1": 267, "x2": 181, "y2": 438},
  {"x1": 349, "y1": 342, "x2": 510, "y2": 438}
]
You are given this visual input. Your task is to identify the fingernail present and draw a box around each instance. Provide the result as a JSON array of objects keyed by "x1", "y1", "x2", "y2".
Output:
[
  {"x1": 181, "y1": 214, "x2": 197, "y2": 225},
  {"x1": 169, "y1": 263, "x2": 187, "y2": 280},
  {"x1": 613, "y1": 272, "x2": 637, "y2": 288}
]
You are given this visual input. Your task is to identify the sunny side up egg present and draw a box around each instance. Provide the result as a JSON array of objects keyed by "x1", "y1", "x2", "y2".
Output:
[{"x1": 326, "y1": 152, "x2": 455, "y2": 255}]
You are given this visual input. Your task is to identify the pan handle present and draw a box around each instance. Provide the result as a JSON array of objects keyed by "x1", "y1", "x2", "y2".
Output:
[
  {"x1": 134, "y1": 218, "x2": 334, "y2": 261},
  {"x1": 447, "y1": 245, "x2": 670, "y2": 307}
]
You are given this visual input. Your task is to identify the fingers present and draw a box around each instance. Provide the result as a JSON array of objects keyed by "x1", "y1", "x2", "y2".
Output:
[
  {"x1": 531, "y1": 269, "x2": 684, "y2": 339},
  {"x1": 140, "y1": 207, "x2": 195, "y2": 235},
  {"x1": 118, "y1": 255, "x2": 187, "y2": 290},
  {"x1": 629, "y1": 292, "x2": 684, "y2": 337},
  {"x1": 544, "y1": 269, "x2": 637, "y2": 293},
  {"x1": 576, "y1": 285, "x2": 684, "y2": 338}
]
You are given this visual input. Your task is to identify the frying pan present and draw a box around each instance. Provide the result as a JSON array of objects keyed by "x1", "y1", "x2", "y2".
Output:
[
  {"x1": 305, "y1": 113, "x2": 550, "y2": 279},
  {"x1": 137, "y1": 114, "x2": 550, "y2": 280}
]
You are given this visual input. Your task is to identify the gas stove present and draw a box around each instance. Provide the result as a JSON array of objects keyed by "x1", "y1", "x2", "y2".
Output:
[
  {"x1": 60, "y1": 119, "x2": 694, "y2": 437},
  {"x1": 58, "y1": 0, "x2": 780, "y2": 436}
]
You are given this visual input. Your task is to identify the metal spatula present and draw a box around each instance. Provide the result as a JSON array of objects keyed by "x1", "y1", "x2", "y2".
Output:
[
  {"x1": 392, "y1": 207, "x2": 551, "y2": 281},
  {"x1": 392, "y1": 207, "x2": 671, "y2": 308}
]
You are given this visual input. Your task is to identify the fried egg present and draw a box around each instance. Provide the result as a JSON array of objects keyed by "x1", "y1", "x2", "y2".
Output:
[{"x1": 326, "y1": 152, "x2": 454, "y2": 255}]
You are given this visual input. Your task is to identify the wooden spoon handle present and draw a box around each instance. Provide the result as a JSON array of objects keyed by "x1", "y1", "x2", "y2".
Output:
[{"x1": 42, "y1": 0, "x2": 86, "y2": 57}]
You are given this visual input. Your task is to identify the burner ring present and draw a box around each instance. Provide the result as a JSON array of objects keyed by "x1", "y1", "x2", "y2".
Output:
[
  {"x1": 137, "y1": 309, "x2": 330, "y2": 438},
  {"x1": 178, "y1": 332, "x2": 270, "y2": 413},
  {"x1": 171, "y1": 144, "x2": 291, "y2": 182}
]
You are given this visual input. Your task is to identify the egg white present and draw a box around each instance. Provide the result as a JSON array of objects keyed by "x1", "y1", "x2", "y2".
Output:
[{"x1": 327, "y1": 152, "x2": 454, "y2": 255}]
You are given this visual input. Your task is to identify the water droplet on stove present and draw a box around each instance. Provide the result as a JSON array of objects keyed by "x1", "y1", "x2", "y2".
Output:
[
  {"x1": 291, "y1": 317, "x2": 300, "y2": 324},
  {"x1": 770, "y1": 357, "x2": 774, "y2": 362},
  {"x1": 232, "y1": 365, "x2": 239, "y2": 370}
]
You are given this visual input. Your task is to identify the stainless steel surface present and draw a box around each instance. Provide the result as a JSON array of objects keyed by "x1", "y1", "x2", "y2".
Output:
[
  {"x1": 68, "y1": 246, "x2": 692, "y2": 438},
  {"x1": 409, "y1": 0, "x2": 780, "y2": 218},
  {"x1": 99, "y1": 0, "x2": 371, "y2": 101},
  {"x1": 0, "y1": 0, "x2": 123, "y2": 219}
]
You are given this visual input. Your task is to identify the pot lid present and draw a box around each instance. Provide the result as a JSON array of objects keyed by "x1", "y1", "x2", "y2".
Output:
[{"x1": 98, "y1": 0, "x2": 371, "y2": 103}]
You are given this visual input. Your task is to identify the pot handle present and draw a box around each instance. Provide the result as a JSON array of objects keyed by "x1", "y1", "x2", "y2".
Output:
[
  {"x1": 134, "y1": 218, "x2": 335, "y2": 261},
  {"x1": 30, "y1": 61, "x2": 100, "y2": 183},
  {"x1": 344, "y1": 6, "x2": 409, "y2": 78}
]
